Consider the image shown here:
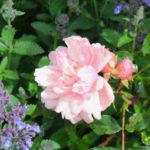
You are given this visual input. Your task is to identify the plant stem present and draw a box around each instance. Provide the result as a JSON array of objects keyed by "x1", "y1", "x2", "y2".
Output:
[
  {"x1": 7, "y1": 45, "x2": 13, "y2": 69},
  {"x1": 131, "y1": 23, "x2": 138, "y2": 55},
  {"x1": 93, "y1": 0, "x2": 99, "y2": 33},
  {"x1": 122, "y1": 104, "x2": 126, "y2": 150},
  {"x1": 53, "y1": 30, "x2": 57, "y2": 50},
  {"x1": 93, "y1": 0, "x2": 99, "y2": 22},
  {"x1": 7, "y1": 0, "x2": 13, "y2": 28},
  {"x1": 98, "y1": 134, "x2": 115, "y2": 146},
  {"x1": 133, "y1": 63, "x2": 150, "y2": 78},
  {"x1": 100, "y1": 0, "x2": 109, "y2": 18}
]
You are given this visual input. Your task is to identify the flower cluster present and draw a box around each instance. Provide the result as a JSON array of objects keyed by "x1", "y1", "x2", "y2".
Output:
[
  {"x1": 67, "y1": 0, "x2": 80, "y2": 15},
  {"x1": 34, "y1": 36, "x2": 134, "y2": 124},
  {"x1": 55, "y1": 13, "x2": 69, "y2": 38},
  {"x1": 101, "y1": 50, "x2": 133, "y2": 81},
  {"x1": 114, "y1": 0, "x2": 150, "y2": 15},
  {"x1": 0, "y1": 82, "x2": 40, "y2": 150}
]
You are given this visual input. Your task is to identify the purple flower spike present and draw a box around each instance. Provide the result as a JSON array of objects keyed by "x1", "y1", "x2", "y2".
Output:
[
  {"x1": 0, "y1": 81, "x2": 40, "y2": 149},
  {"x1": 4, "y1": 138, "x2": 12, "y2": 148},
  {"x1": 143, "y1": 0, "x2": 150, "y2": 6},
  {"x1": 114, "y1": 4, "x2": 123, "y2": 14}
]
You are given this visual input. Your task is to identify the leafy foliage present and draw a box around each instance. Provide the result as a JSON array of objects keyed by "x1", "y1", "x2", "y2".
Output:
[{"x1": 0, "y1": 0, "x2": 150, "y2": 149}]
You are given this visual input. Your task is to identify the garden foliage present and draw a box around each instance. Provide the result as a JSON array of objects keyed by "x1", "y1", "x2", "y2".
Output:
[{"x1": 0, "y1": 0, "x2": 150, "y2": 149}]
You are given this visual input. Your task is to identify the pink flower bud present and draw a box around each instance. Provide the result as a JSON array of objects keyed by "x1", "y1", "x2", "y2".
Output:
[
  {"x1": 116, "y1": 58, "x2": 133, "y2": 80},
  {"x1": 102, "y1": 49, "x2": 117, "y2": 73}
]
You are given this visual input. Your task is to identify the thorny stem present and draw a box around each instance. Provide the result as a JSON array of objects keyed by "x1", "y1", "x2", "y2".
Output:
[
  {"x1": 98, "y1": 134, "x2": 115, "y2": 147},
  {"x1": 122, "y1": 104, "x2": 126, "y2": 150}
]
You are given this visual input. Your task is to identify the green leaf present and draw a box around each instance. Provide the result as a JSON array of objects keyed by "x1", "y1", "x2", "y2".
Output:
[
  {"x1": 17, "y1": 0, "x2": 37, "y2": 9},
  {"x1": 14, "y1": 40, "x2": 44, "y2": 56},
  {"x1": 21, "y1": 73, "x2": 34, "y2": 80},
  {"x1": 142, "y1": 33, "x2": 150, "y2": 55},
  {"x1": 126, "y1": 113, "x2": 150, "y2": 133},
  {"x1": 49, "y1": 0, "x2": 67, "y2": 16},
  {"x1": 40, "y1": 140, "x2": 61, "y2": 150},
  {"x1": 16, "y1": 10, "x2": 25, "y2": 16},
  {"x1": 1, "y1": 28, "x2": 16, "y2": 46},
  {"x1": 26, "y1": 104, "x2": 36, "y2": 115},
  {"x1": 90, "y1": 147, "x2": 117, "y2": 150},
  {"x1": 0, "y1": 40, "x2": 7, "y2": 52},
  {"x1": 117, "y1": 51, "x2": 134, "y2": 62},
  {"x1": 36, "y1": 13, "x2": 50, "y2": 21},
  {"x1": 10, "y1": 95, "x2": 20, "y2": 105},
  {"x1": 101, "y1": 29, "x2": 121, "y2": 47},
  {"x1": 38, "y1": 56, "x2": 49, "y2": 67},
  {"x1": 0, "y1": 56, "x2": 8, "y2": 71},
  {"x1": 3, "y1": 70, "x2": 19, "y2": 80},
  {"x1": 91, "y1": 115, "x2": 121, "y2": 136},
  {"x1": 141, "y1": 132, "x2": 150, "y2": 146},
  {"x1": 117, "y1": 33, "x2": 133, "y2": 48},
  {"x1": 31, "y1": 22, "x2": 54, "y2": 35},
  {"x1": 133, "y1": 6, "x2": 144, "y2": 26},
  {"x1": 143, "y1": 18, "x2": 150, "y2": 32},
  {"x1": 81, "y1": 132, "x2": 99, "y2": 146},
  {"x1": 51, "y1": 128, "x2": 69, "y2": 148},
  {"x1": 69, "y1": 15, "x2": 95, "y2": 31},
  {"x1": 135, "y1": 53, "x2": 150, "y2": 76},
  {"x1": 127, "y1": 146, "x2": 150, "y2": 150},
  {"x1": 19, "y1": 34, "x2": 37, "y2": 41}
]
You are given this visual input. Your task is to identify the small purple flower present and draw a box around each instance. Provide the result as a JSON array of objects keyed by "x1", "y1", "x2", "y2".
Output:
[
  {"x1": 114, "y1": 4, "x2": 123, "y2": 14},
  {"x1": 4, "y1": 138, "x2": 12, "y2": 148},
  {"x1": 137, "y1": 34, "x2": 146, "y2": 42},
  {"x1": 0, "y1": 82, "x2": 40, "y2": 149},
  {"x1": 22, "y1": 144, "x2": 29, "y2": 150},
  {"x1": 142, "y1": 0, "x2": 150, "y2": 6}
]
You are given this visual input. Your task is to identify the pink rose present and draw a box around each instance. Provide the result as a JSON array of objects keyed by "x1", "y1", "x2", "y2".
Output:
[
  {"x1": 102, "y1": 49, "x2": 117, "y2": 73},
  {"x1": 116, "y1": 58, "x2": 133, "y2": 80},
  {"x1": 34, "y1": 36, "x2": 114, "y2": 124}
]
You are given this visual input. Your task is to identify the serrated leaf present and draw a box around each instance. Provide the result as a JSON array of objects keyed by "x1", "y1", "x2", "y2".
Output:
[
  {"x1": 102, "y1": 29, "x2": 121, "y2": 47},
  {"x1": 31, "y1": 22, "x2": 54, "y2": 35},
  {"x1": 26, "y1": 104, "x2": 36, "y2": 115},
  {"x1": 91, "y1": 115, "x2": 121, "y2": 136},
  {"x1": 126, "y1": 113, "x2": 150, "y2": 133},
  {"x1": 3, "y1": 70, "x2": 19, "y2": 80},
  {"x1": 14, "y1": 40, "x2": 44, "y2": 56},
  {"x1": 40, "y1": 140, "x2": 60, "y2": 150},
  {"x1": 0, "y1": 56, "x2": 8, "y2": 71},
  {"x1": 0, "y1": 40, "x2": 7, "y2": 52},
  {"x1": 1, "y1": 28, "x2": 16, "y2": 46},
  {"x1": 142, "y1": 33, "x2": 150, "y2": 55},
  {"x1": 117, "y1": 33, "x2": 133, "y2": 48}
]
